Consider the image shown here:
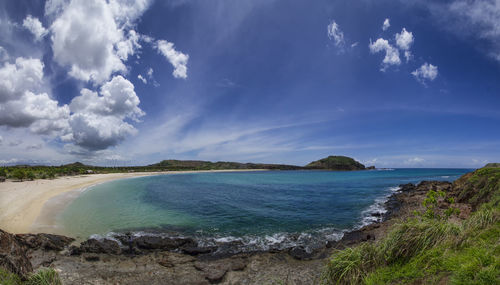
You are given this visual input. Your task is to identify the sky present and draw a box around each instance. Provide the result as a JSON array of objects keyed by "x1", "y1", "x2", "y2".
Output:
[{"x1": 0, "y1": 0, "x2": 499, "y2": 168}]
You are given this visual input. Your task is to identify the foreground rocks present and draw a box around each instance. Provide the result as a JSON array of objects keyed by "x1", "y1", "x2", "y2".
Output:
[
  {"x1": 1, "y1": 178, "x2": 473, "y2": 284},
  {"x1": 0, "y1": 229, "x2": 32, "y2": 279}
]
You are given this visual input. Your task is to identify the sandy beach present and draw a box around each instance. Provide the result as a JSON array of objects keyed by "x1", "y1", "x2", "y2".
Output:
[{"x1": 0, "y1": 170, "x2": 265, "y2": 235}]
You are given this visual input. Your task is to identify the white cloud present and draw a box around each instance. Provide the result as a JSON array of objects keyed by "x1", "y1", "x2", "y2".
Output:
[
  {"x1": 50, "y1": 0, "x2": 126, "y2": 83},
  {"x1": 49, "y1": 0, "x2": 151, "y2": 83},
  {"x1": 395, "y1": 28, "x2": 414, "y2": 61},
  {"x1": 0, "y1": 57, "x2": 44, "y2": 103},
  {"x1": 22, "y1": 15, "x2": 48, "y2": 41},
  {"x1": 0, "y1": 57, "x2": 69, "y2": 134},
  {"x1": 67, "y1": 113, "x2": 137, "y2": 150},
  {"x1": 395, "y1": 28, "x2": 414, "y2": 50},
  {"x1": 155, "y1": 39, "x2": 189, "y2": 79},
  {"x1": 67, "y1": 75, "x2": 144, "y2": 150},
  {"x1": 137, "y1": 74, "x2": 147, "y2": 84},
  {"x1": 382, "y1": 18, "x2": 390, "y2": 31},
  {"x1": 327, "y1": 20, "x2": 345, "y2": 47},
  {"x1": 116, "y1": 30, "x2": 141, "y2": 61},
  {"x1": 147, "y1": 67, "x2": 154, "y2": 78},
  {"x1": 412, "y1": 63, "x2": 438, "y2": 84},
  {"x1": 351, "y1": 42, "x2": 359, "y2": 48},
  {"x1": 369, "y1": 38, "x2": 401, "y2": 71}
]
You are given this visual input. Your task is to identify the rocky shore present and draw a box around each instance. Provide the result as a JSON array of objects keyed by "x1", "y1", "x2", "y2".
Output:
[{"x1": 0, "y1": 179, "x2": 471, "y2": 284}]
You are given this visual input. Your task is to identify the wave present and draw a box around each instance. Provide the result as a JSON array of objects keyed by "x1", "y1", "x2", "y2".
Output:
[
  {"x1": 89, "y1": 227, "x2": 345, "y2": 255},
  {"x1": 357, "y1": 185, "x2": 400, "y2": 228}
]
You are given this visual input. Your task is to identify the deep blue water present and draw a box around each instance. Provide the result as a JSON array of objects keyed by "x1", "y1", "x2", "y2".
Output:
[{"x1": 59, "y1": 168, "x2": 471, "y2": 250}]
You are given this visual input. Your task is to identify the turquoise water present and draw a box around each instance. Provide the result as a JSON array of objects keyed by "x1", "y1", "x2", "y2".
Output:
[{"x1": 59, "y1": 169, "x2": 470, "y2": 249}]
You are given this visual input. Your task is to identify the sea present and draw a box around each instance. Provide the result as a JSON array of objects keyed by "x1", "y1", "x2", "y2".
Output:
[{"x1": 57, "y1": 168, "x2": 471, "y2": 252}]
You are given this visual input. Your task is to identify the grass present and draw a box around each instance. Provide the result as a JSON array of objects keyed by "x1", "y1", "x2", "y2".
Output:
[
  {"x1": 321, "y1": 167, "x2": 500, "y2": 285},
  {"x1": 0, "y1": 268, "x2": 62, "y2": 285}
]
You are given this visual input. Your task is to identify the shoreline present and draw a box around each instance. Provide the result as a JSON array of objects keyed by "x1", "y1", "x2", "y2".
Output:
[{"x1": 0, "y1": 169, "x2": 268, "y2": 235}]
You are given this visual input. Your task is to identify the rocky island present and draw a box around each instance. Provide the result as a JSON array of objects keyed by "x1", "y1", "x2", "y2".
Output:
[{"x1": 304, "y1": 155, "x2": 370, "y2": 171}]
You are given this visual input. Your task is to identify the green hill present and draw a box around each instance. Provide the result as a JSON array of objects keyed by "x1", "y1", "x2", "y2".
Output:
[{"x1": 305, "y1": 156, "x2": 366, "y2": 170}]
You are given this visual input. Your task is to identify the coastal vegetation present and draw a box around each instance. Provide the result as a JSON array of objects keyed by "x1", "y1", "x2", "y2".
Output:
[
  {"x1": 0, "y1": 156, "x2": 371, "y2": 182},
  {"x1": 321, "y1": 166, "x2": 500, "y2": 285},
  {"x1": 0, "y1": 267, "x2": 62, "y2": 285}
]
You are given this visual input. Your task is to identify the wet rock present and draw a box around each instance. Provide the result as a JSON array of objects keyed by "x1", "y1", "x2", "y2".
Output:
[
  {"x1": 340, "y1": 230, "x2": 374, "y2": 245},
  {"x1": 288, "y1": 246, "x2": 315, "y2": 260},
  {"x1": 182, "y1": 246, "x2": 216, "y2": 256},
  {"x1": 15, "y1": 233, "x2": 74, "y2": 251},
  {"x1": 79, "y1": 238, "x2": 122, "y2": 255},
  {"x1": 133, "y1": 236, "x2": 196, "y2": 251},
  {"x1": 0, "y1": 229, "x2": 33, "y2": 279}
]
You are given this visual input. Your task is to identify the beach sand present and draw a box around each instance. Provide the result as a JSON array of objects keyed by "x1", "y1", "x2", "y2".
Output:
[{"x1": 0, "y1": 170, "x2": 265, "y2": 235}]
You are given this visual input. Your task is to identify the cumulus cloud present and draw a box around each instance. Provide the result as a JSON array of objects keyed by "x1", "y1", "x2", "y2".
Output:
[
  {"x1": 382, "y1": 18, "x2": 390, "y2": 31},
  {"x1": 0, "y1": 57, "x2": 44, "y2": 103},
  {"x1": 67, "y1": 75, "x2": 144, "y2": 150},
  {"x1": 412, "y1": 63, "x2": 438, "y2": 84},
  {"x1": 395, "y1": 28, "x2": 414, "y2": 61},
  {"x1": 369, "y1": 38, "x2": 401, "y2": 71},
  {"x1": 327, "y1": 20, "x2": 345, "y2": 47},
  {"x1": 0, "y1": 57, "x2": 69, "y2": 134},
  {"x1": 22, "y1": 15, "x2": 48, "y2": 41},
  {"x1": 49, "y1": 0, "x2": 151, "y2": 83},
  {"x1": 155, "y1": 40, "x2": 189, "y2": 79},
  {"x1": 50, "y1": 0, "x2": 126, "y2": 83}
]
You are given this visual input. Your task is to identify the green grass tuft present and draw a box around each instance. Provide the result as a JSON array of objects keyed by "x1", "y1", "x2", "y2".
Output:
[
  {"x1": 25, "y1": 268, "x2": 62, "y2": 285},
  {"x1": 0, "y1": 268, "x2": 62, "y2": 285}
]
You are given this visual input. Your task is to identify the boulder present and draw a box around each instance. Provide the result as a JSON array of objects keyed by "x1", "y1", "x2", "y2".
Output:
[
  {"x1": 133, "y1": 236, "x2": 195, "y2": 251},
  {"x1": 0, "y1": 229, "x2": 33, "y2": 279},
  {"x1": 15, "y1": 233, "x2": 74, "y2": 251},
  {"x1": 288, "y1": 246, "x2": 315, "y2": 260},
  {"x1": 79, "y1": 238, "x2": 122, "y2": 255}
]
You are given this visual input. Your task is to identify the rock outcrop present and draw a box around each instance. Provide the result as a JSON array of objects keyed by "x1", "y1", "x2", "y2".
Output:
[{"x1": 0, "y1": 229, "x2": 32, "y2": 279}]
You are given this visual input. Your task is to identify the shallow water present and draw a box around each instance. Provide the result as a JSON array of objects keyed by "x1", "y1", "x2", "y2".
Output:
[{"x1": 58, "y1": 169, "x2": 470, "y2": 250}]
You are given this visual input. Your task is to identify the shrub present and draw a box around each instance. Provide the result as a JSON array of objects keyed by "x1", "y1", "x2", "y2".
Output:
[{"x1": 11, "y1": 169, "x2": 26, "y2": 181}]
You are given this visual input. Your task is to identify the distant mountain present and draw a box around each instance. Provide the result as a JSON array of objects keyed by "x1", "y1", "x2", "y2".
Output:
[
  {"x1": 149, "y1": 160, "x2": 302, "y2": 170},
  {"x1": 304, "y1": 156, "x2": 366, "y2": 171},
  {"x1": 485, "y1": 163, "x2": 500, "y2": 168},
  {"x1": 152, "y1": 156, "x2": 371, "y2": 171}
]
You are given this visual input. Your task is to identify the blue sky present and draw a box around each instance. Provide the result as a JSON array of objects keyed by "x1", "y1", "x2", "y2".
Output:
[{"x1": 0, "y1": 0, "x2": 499, "y2": 168}]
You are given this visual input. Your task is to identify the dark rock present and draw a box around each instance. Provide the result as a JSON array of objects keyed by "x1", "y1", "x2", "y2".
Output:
[
  {"x1": 15, "y1": 233, "x2": 74, "y2": 251},
  {"x1": 133, "y1": 236, "x2": 195, "y2": 251},
  {"x1": 340, "y1": 230, "x2": 374, "y2": 245},
  {"x1": 288, "y1": 246, "x2": 314, "y2": 260},
  {"x1": 0, "y1": 229, "x2": 33, "y2": 279},
  {"x1": 399, "y1": 183, "x2": 416, "y2": 192},
  {"x1": 79, "y1": 238, "x2": 122, "y2": 255},
  {"x1": 182, "y1": 246, "x2": 216, "y2": 255}
]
